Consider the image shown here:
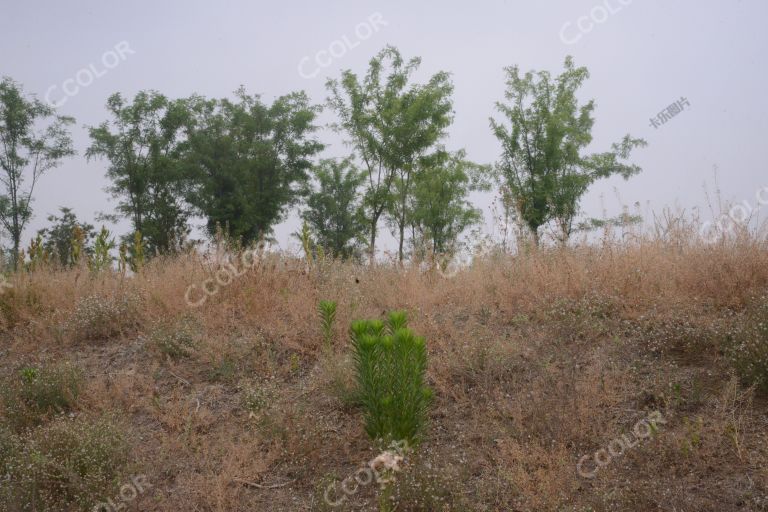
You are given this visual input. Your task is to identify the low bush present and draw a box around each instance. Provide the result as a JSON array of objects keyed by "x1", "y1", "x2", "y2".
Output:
[
  {"x1": 0, "y1": 416, "x2": 130, "y2": 512},
  {"x1": 1, "y1": 362, "x2": 82, "y2": 433},
  {"x1": 150, "y1": 315, "x2": 199, "y2": 359},
  {"x1": 65, "y1": 292, "x2": 142, "y2": 342}
]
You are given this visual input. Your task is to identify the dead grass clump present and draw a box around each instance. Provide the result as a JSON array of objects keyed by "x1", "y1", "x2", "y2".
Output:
[
  {"x1": 148, "y1": 314, "x2": 200, "y2": 360},
  {"x1": 387, "y1": 453, "x2": 468, "y2": 511},
  {"x1": 624, "y1": 307, "x2": 729, "y2": 360},
  {"x1": 725, "y1": 292, "x2": 768, "y2": 393},
  {"x1": 64, "y1": 292, "x2": 143, "y2": 343}
]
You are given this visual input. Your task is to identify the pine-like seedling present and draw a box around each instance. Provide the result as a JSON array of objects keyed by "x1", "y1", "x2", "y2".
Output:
[
  {"x1": 350, "y1": 310, "x2": 432, "y2": 445},
  {"x1": 318, "y1": 300, "x2": 337, "y2": 349}
]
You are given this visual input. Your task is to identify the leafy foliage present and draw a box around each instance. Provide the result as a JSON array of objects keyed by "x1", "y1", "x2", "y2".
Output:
[
  {"x1": 150, "y1": 315, "x2": 199, "y2": 359},
  {"x1": 88, "y1": 226, "x2": 115, "y2": 272},
  {"x1": 410, "y1": 150, "x2": 488, "y2": 263},
  {"x1": 86, "y1": 91, "x2": 191, "y2": 255},
  {"x1": 327, "y1": 46, "x2": 453, "y2": 261},
  {"x1": 303, "y1": 159, "x2": 366, "y2": 260},
  {"x1": 37, "y1": 207, "x2": 95, "y2": 267},
  {"x1": 184, "y1": 88, "x2": 323, "y2": 244},
  {"x1": 66, "y1": 293, "x2": 143, "y2": 342},
  {"x1": 350, "y1": 310, "x2": 432, "y2": 445},
  {"x1": 491, "y1": 56, "x2": 646, "y2": 244},
  {"x1": 0, "y1": 77, "x2": 75, "y2": 268}
]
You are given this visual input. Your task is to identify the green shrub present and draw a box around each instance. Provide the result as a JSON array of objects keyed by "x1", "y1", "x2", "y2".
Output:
[
  {"x1": 318, "y1": 300, "x2": 337, "y2": 350},
  {"x1": 0, "y1": 415, "x2": 130, "y2": 512},
  {"x1": 727, "y1": 294, "x2": 768, "y2": 393},
  {"x1": 350, "y1": 310, "x2": 432, "y2": 445},
  {"x1": 1, "y1": 362, "x2": 82, "y2": 433}
]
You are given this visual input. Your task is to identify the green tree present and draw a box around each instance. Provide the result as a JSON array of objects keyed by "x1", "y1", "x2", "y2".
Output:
[
  {"x1": 410, "y1": 150, "x2": 487, "y2": 263},
  {"x1": 327, "y1": 46, "x2": 452, "y2": 262},
  {"x1": 0, "y1": 77, "x2": 75, "y2": 268},
  {"x1": 382, "y1": 50, "x2": 453, "y2": 262},
  {"x1": 302, "y1": 158, "x2": 366, "y2": 259},
  {"x1": 86, "y1": 91, "x2": 191, "y2": 255},
  {"x1": 184, "y1": 88, "x2": 323, "y2": 245},
  {"x1": 37, "y1": 207, "x2": 95, "y2": 267},
  {"x1": 490, "y1": 56, "x2": 646, "y2": 245}
]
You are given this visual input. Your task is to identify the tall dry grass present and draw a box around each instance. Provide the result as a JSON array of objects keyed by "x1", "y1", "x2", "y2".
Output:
[{"x1": 0, "y1": 225, "x2": 767, "y2": 511}]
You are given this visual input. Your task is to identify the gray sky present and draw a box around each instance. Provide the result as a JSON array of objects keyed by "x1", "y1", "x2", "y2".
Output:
[{"x1": 1, "y1": 0, "x2": 766, "y2": 252}]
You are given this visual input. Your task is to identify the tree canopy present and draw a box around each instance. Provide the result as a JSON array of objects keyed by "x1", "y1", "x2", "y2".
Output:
[
  {"x1": 491, "y1": 56, "x2": 646, "y2": 245},
  {"x1": 0, "y1": 77, "x2": 75, "y2": 268},
  {"x1": 184, "y1": 88, "x2": 323, "y2": 245}
]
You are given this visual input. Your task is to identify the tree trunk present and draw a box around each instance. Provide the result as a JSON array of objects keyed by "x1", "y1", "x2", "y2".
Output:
[
  {"x1": 12, "y1": 235, "x2": 20, "y2": 271},
  {"x1": 369, "y1": 218, "x2": 377, "y2": 265}
]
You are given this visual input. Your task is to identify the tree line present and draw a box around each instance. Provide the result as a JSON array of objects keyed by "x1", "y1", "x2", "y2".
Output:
[{"x1": 0, "y1": 47, "x2": 645, "y2": 270}]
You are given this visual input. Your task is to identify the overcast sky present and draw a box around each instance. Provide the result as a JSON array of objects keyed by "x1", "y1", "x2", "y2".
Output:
[{"x1": 1, "y1": 0, "x2": 766, "y2": 252}]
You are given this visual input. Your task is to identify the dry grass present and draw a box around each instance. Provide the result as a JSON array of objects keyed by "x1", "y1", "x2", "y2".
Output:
[{"x1": 1, "y1": 234, "x2": 768, "y2": 511}]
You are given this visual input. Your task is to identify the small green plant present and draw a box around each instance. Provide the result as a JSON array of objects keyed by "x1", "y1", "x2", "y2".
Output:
[
  {"x1": 288, "y1": 352, "x2": 301, "y2": 376},
  {"x1": 70, "y1": 225, "x2": 86, "y2": 266},
  {"x1": 89, "y1": 226, "x2": 115, "y2": 272},
  {"x1": 25, "y1": 234, "x2": 50, "y2": 271},
  {"x1": 1, "y1": 363, "x2": 83, "y2": 433},
  {"x1": 297, "y1": 220, "x2": 314, "y2": 268},
  {"x1": 128, "y1": 230, "x2": 146, "y2": 273},
  {"x1": 350, "y1": 310, "x2": 432, "y2": 446},
  {"x1": 318, "y1": 300, "x2": 337, "y2": 349}
]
